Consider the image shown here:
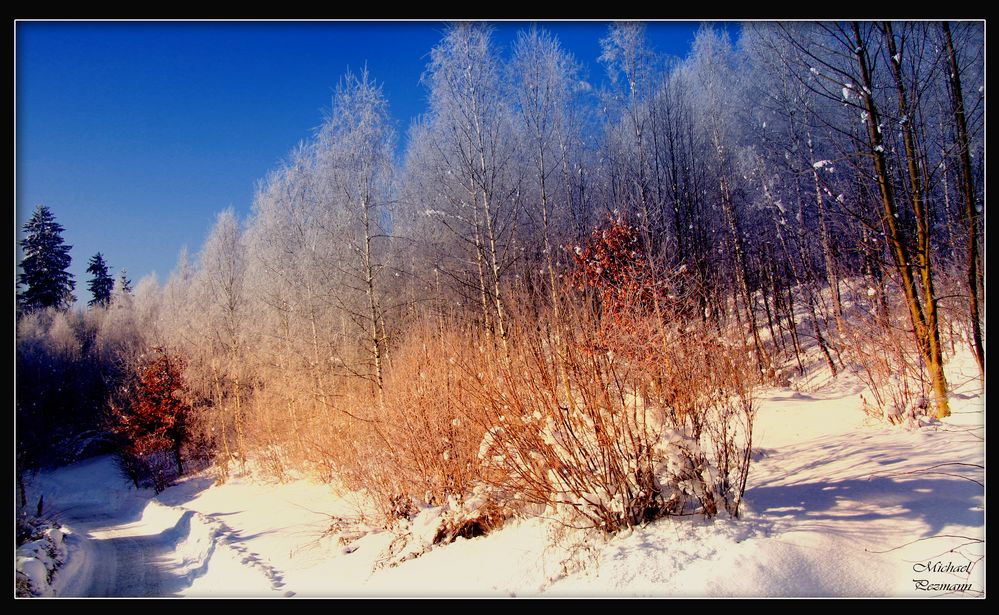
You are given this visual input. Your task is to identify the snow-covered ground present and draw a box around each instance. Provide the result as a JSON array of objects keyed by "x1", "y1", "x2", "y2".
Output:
[
  {"x1": 15, "y1": 522, "x2": 70, "y2": 596},
  {"x1": 28, "y1": 351, "x2": 984, "y2": 598}
]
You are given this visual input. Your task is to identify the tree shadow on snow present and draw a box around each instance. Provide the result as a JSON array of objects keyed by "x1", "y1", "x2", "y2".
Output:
[
  {"x1": 748, "y1": 476, "x2": 983, "y2": 537},
  {"x1": 154, "y1": 477, "x2": 217, "y2": 507}
]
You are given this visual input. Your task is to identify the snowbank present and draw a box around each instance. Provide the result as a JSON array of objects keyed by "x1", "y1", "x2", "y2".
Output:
[{"x1": 16, "y1": 525, "x2": 70, "y2": 597}]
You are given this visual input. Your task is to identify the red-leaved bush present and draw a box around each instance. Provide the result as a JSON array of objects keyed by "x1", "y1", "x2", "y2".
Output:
[
  {"x1": 569, "y1": 214, "x2": 666, "y2": 320},
  {"x1": 109, "y1": 348, "x2": 191, "y2": 491}
]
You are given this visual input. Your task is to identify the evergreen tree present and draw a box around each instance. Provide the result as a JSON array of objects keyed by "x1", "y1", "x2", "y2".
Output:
[
  {"x1": 118, "y1": 269, "x2": 133, "y2": 295},
  {"x1": 86, "y1": 252, "x2": 114, "y2": 308},
  {"x1": 17, "y1": 205, "x2": 75, "y2": 313}
]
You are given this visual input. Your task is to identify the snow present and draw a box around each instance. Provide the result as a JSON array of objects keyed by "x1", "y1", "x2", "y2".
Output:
[
  {"x1": 16, "y1": 525, "x2": 71, "y2": 596},
  {"x1": 17, "y1": 557, "x2": 49, "y2": 594},
  {"x1": 30, "y1": 347, "x2": 983, "y2": 597}
]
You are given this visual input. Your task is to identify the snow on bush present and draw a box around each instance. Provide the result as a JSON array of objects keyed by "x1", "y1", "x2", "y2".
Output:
[
  {"x1": 16, "y1": 523, "x2": 70, "y2": 597},
  {"x1": 209, "y1": 215, "x2": 758, "y2": 543},
  {"x1": 469, "y1": 318, "x2": 756, "y2": 532},
  {"x1": 843, "y1": 281, "x2": 942, "y2": 428}
]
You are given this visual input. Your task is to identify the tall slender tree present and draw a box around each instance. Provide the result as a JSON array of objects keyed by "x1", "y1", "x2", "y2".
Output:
[
  {"x1": 17, "y1": 205, "x2": 75, "y2": 313},
  {"x1": 314, "y1": 67, "x2": 396, "y2": 406},
  {"x1": 942, "y1": 21, "x2": 984, "y2": 373},
  {"x1": 420, "y1": 23, "x2": 521, "y2": 359},
  {"x1": 86, "y1": 252, "x2": 115, "y2": 308}
]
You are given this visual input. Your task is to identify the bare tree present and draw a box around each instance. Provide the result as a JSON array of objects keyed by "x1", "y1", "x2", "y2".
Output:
[
  {"x1": 314, "y1": 68, "x2": 396, "y2": 406},
  {"x1": 683, "y1": 26, "x2": 769, "y2": 372},
  {"x1": 941, "y1": 21, "x2": 984, "y2": 373},
  {"x1": 195, "y1": 209, "x2": 249, "y2": 469},
  {"x1": 418, "y1": 23, "x2": 522, "y2": 359}
]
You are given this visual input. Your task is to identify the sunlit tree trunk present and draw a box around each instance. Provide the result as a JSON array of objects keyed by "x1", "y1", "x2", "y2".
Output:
[{"x1": 853, "y1": 22, "x2": 949, "y2": 417}]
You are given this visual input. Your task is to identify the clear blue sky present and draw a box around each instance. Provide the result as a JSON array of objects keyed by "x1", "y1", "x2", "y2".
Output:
[{"x1": 16, "y1": 21, "x2": 737, "y2": 299}]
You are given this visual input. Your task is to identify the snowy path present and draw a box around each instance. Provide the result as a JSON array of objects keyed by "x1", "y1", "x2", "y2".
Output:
[
  {"x1": 58, "y1": 509, "x2": 175, "y2": 597},
  {"x1": 35, "y1": 458, "x2": 291, "y2": 598},
  {"x1": 36, "y1": 460, "x2": 191, "y2": 597}
]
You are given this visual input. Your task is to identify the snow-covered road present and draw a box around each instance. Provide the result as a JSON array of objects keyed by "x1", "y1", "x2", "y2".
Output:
[
  {"x1": 33, "y1": 456, "x2": 296, "y2": 598},
  {"x1": 57, "y1": 507, "x2": 197, "y2": 597},
  {"x1": 34, "y1": 460, "x2": 184, "y2": 597}
]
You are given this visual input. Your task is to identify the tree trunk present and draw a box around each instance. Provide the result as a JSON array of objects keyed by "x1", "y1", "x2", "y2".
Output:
[
  {"x1": 18, "y1": 471, "x2": 28, "y2": 509},
  {"x1": 942, "y1": 21, "x2": 984, "y2": 374},
  {"x1": 853, "y1": 22, "x2": 949, "y2": 418},
  {"x1": 360, "y1": 195, "x2": 385, "y2": 408},
  {"x1": 720, "y1": 177, "x2": 768, "y2": 373},
  {"x1": 882, "y1": 22, "x2": 950, "y2": 418},
  {"x1": 792, "y1": 176, "x2": 838, "y2": 377},
  {"x1": 173, "y1": 445, "x2": 184, "y2": 476},
  {"x1": 807, "y1": 136, "x2": 845, "y2": 335}
]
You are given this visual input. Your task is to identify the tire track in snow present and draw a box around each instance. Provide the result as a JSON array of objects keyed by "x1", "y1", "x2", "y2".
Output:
[
  {"x1": 55, "y1": 508, "x2": 171, "y2": 597},
  {"x1": 55, "y1": 499, "x2": 294, "y2": 596}
]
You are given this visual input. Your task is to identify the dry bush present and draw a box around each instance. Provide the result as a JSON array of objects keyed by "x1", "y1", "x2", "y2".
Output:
[
  {"x1": 321, "y1": 214, "x2": 762, "y2": 534},
  {"x1": 332, "y1": 319, "x2": 493, "y2": 526},
  {"x1": 842, "y1": 283, "x2": 933, "y2": 426},
  {"x1": 196, "y1": 215, "x2": 759, "y2": 538},
  {"x1": 467, "y1": 297, "x2": 757, "y2": 533}
]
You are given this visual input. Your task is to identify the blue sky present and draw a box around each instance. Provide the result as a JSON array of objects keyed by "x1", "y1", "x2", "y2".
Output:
[{"x1": 16, "y1": 21, "x2": 736, "y2": 300}]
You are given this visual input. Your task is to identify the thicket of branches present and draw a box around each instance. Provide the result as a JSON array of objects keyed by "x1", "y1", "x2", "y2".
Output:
[{"x1": 16, "y1": 22, "x2": 983, "y2": 533}]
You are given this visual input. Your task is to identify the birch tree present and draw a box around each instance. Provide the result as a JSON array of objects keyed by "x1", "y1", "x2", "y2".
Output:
[
  {"x1": 418, "y1": 23, "x2": 522, "y2": 358},
  {"x1": 314, "y1": 68, "x2": 396, "y2": 405}
]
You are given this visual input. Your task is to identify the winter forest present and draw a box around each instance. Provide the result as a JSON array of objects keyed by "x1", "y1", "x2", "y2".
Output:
[{"x1": 16, "y1": 21, "x2": 985, "y2": 597}]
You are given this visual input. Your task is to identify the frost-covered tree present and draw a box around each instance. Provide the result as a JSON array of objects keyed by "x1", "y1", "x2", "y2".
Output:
[
  {"x1": 415, "y1": 23, "x2": 522, "y2": 356},
  {"x1": 941, "y1": 21, "x2": 984, "y2": 372},
  {"x1": 18, "y1": 205, "x2": 75, "y2": 313},
  {"x1": 314, "y1": 68, "x2": 396, "y2": 403},
  {"x1": 192, "y1": 209, "x2": 249, "y2": 468},
  {"x1": 682, "y1": 26, "x2": 769, "y2": 371},
  {"x1": 86, "y1": 252, "x2": 114, "y2": 309},
  {"x1": 509, "y1": 26, "x2": 587, "y2": 287},
  {"x1": 598, "y1": 22, "x2": 663, "y2": 228}
]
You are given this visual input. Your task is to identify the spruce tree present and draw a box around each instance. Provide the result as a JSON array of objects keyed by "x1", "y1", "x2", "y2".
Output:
[
  {"x1": 17, "y1": 205, "x2": 75, "y2": 313},
  {"x1": 86, "y1": 252, "x2": 114, "y2": 308},
  {"x1": 118, "y1": 269, "x2": 133, "y2": 295}
]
